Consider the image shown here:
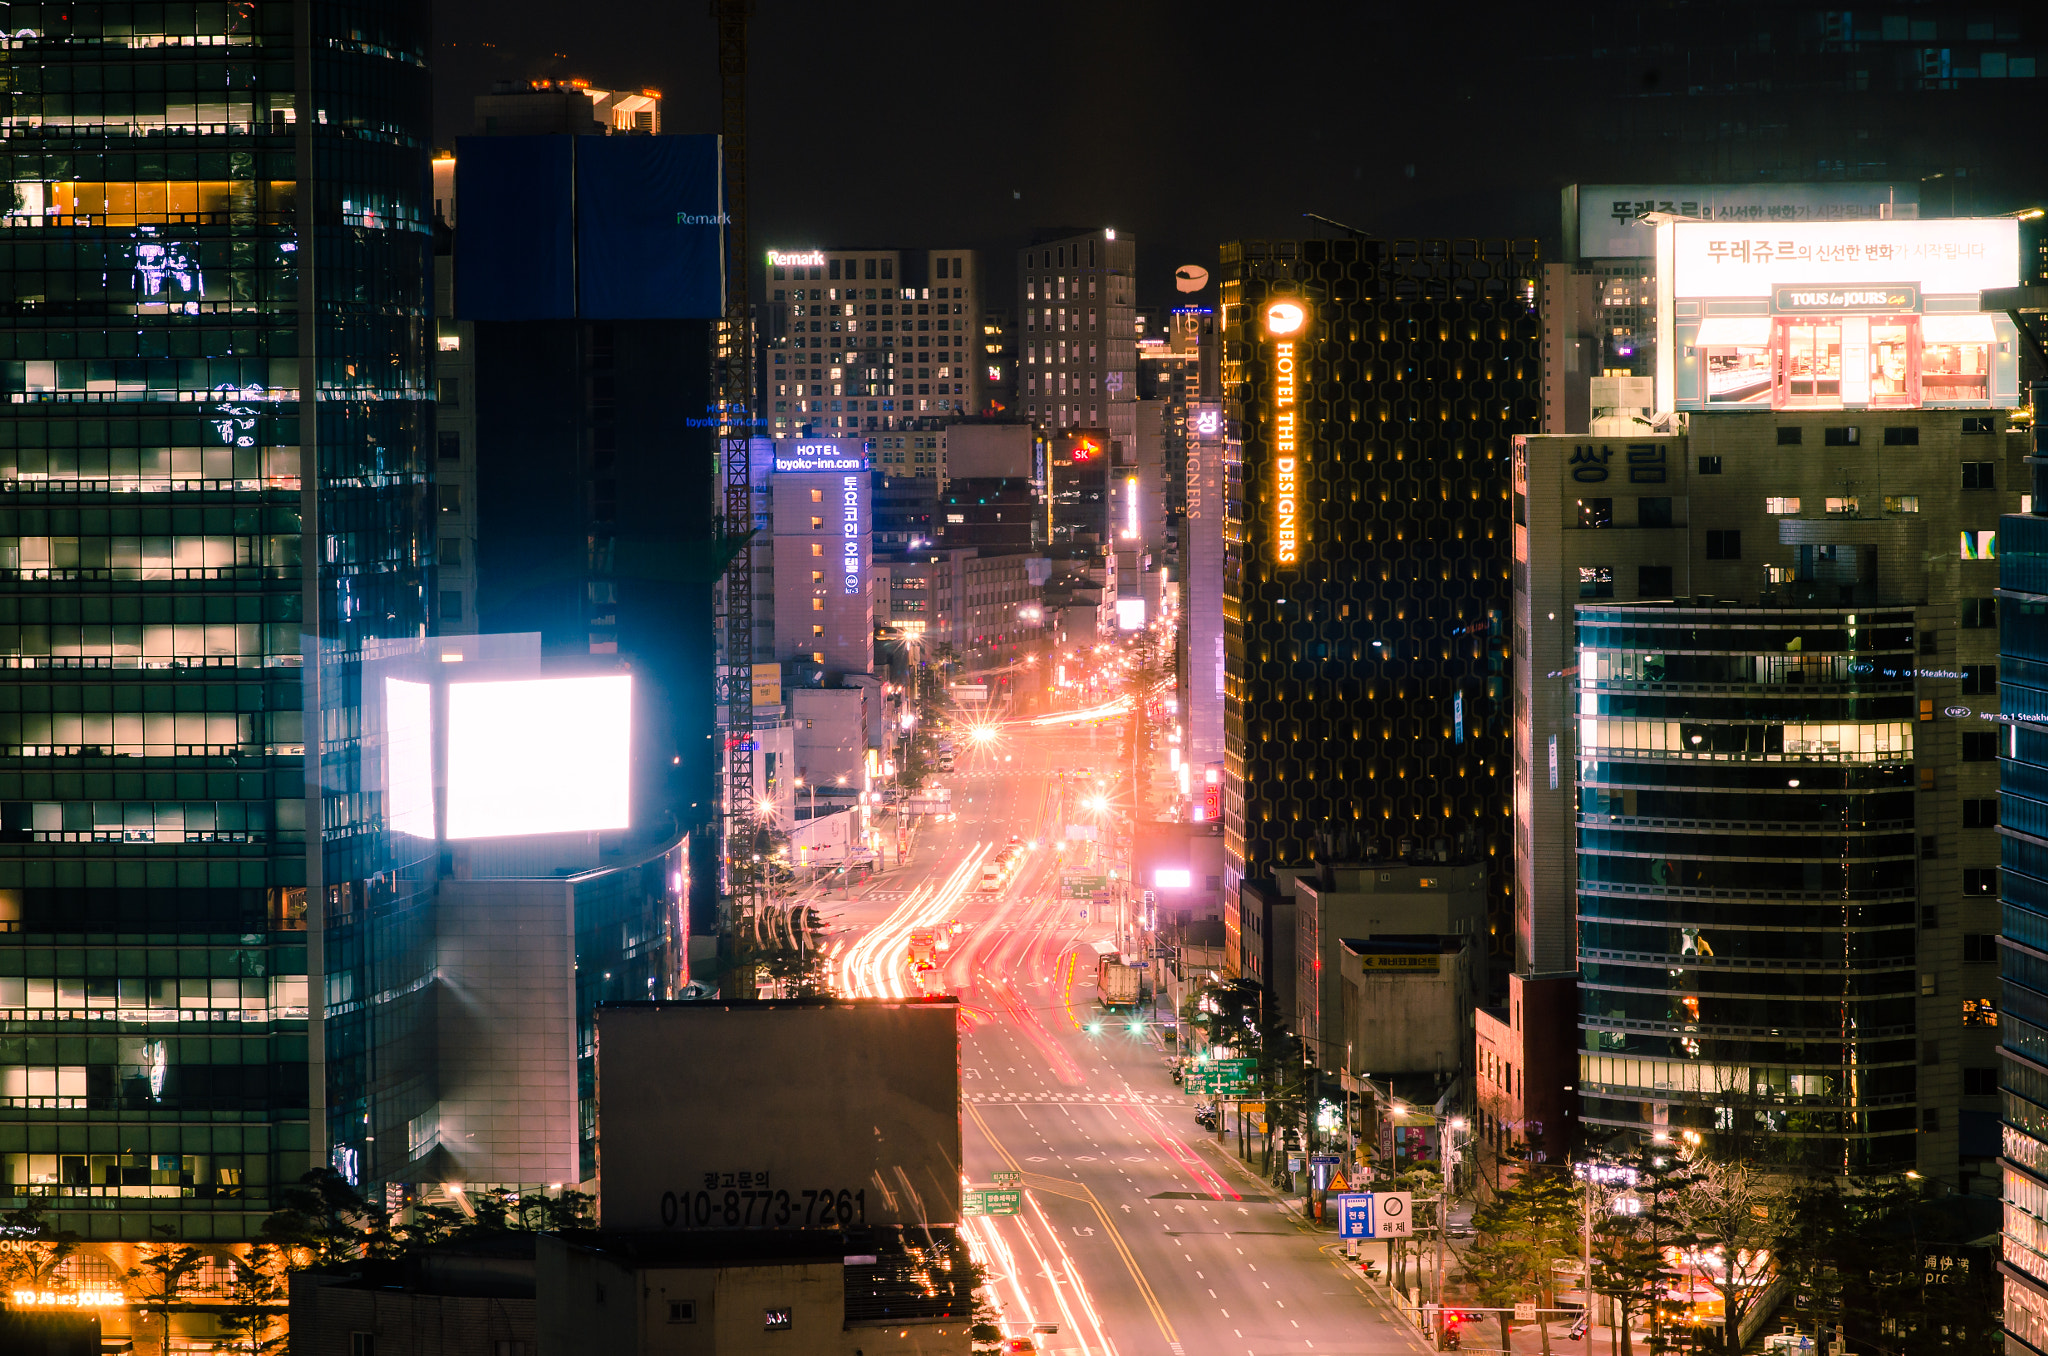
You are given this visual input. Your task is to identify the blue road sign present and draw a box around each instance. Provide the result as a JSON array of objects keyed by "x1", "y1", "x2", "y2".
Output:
[{"x1": 1339, "y1": 1194, "x2": 1375, "y2": 1239}]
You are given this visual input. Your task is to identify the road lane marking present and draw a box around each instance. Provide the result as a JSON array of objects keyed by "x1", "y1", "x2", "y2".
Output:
[{"x1": 966, "y1": 1099, "x2": 1177, "y2": 1347}]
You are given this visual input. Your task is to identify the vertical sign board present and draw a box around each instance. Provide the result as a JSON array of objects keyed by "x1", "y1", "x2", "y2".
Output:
[
  {"x1": 595, "y1": 1000, "x2": 962, "y2": 1229},
  {"x1": 1264, "y1": 299, "x2": 1308, "y2": 570},
  {"x1": 1336, "y1": 1192, "x2": 1415, "y2": 1238}
]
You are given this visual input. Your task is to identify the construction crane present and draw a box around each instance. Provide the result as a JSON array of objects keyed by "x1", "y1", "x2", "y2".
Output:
[{"x1": 715, "y1": 0, "x2": 757, "y2": 989}]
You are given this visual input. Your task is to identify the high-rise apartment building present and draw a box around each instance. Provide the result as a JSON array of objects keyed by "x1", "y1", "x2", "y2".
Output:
[
  {"x1": 1015, "y1": 229, "x2": 1137, "y2": 448},
  {"x1": 0, "y1": 0, "x2": 433, "y2": 1245},
  {"x1": 1217, "y1": 237, "x2": 1541, "y2": 992},
  {"x1": 762, "y1": 248, "x2": 986, "y2": 441}
]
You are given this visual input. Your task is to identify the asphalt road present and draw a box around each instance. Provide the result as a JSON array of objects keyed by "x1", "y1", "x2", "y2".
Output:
[{"x1": 828, "y1": 715, "x2": 1433, "y2": 1356}]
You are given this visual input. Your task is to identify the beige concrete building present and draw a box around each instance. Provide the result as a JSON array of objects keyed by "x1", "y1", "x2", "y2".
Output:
[
  {"x1": 764, "y1": 248, "x2": 988, "y2": 443},
  {"x1": 873, "y1": 548, "x2": 1049, "y2": 663},
  {"x1": 1015, "y1": 229, "x2": 1137, "y2": 451},
  {"x1": 1511, "y1": 407, "x2": 2028, "y2": 1185}
]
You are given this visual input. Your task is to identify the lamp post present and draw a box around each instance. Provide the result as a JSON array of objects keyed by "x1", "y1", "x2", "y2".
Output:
[
  {"x1": 1380, "y1": 1100, "x2": 1468, "y2": 1317},
  {"x1": 795, "y1": 777, "x2": 827, "y2": 888},
  {"x1": 835, "y1": 774, "x2": 849, "y2": 888}
]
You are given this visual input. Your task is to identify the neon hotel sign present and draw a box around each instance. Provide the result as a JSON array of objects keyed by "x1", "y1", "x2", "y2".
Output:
[
  {"x1": 1266, "y1": 300, "x2": 1306, "y2": 566},
  {"x1": 841, "y1": 477, "x2": 862, "y2": 594}
]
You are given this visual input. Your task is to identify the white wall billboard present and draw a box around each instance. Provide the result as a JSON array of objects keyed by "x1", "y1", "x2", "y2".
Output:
[
  {"x1": 445, "y1": 675, "x2": 633, "y2": 839},
  {"x1": 384, "y1": 678, "x2": 435, "y2": 839},
  {"x1": 1656, "y1": 217, "x2": 2022, "y2": 414}
]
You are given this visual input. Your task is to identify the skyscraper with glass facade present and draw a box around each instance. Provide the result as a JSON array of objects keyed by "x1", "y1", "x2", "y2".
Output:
[{"x1": 0, "y1": 0, "x2": 433, "y2": 1243}]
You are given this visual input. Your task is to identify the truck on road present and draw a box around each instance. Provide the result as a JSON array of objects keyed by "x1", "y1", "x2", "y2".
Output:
[{"x1": 1096, "y1": 956, "x2": 1140, "y2": 1011}]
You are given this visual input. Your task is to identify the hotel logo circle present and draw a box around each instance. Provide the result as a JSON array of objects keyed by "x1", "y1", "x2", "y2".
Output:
[{"x1": 1265, "y1": 301, "x2": 1306, "y2": 336}]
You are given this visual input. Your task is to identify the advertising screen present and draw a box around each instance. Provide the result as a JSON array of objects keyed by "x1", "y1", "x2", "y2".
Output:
[
  {"x1": 455, "y1": 134, "x2": 724, "y2": 321},
  {"x1": 596, "y1": 1001, "x2": 962, "y2": 1230},
  {"x1": 384, "y1": 678, "x2": 435, "y2": 839},
  {"x1": 1657, "y1": 218, "x2": 2021, "y2": 413},
  {"x1": 1572, "y1": 183, "x2": 1917, "y2": 259},
  {"x1": 1668, "y1": 218, "x2": 2017, "y2": 297},
  {"x1": 445, "y1": 675, "x2": 633, "y2": 839}
]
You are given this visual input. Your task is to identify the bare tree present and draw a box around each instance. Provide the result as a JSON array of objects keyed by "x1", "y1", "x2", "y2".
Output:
[
  {"x1": 1662, "y1": 1144, "x2": 1789, "y2": 1354},
  {"x1": 126, "y1": 1228, "x2": 205, "y2": 1355}
]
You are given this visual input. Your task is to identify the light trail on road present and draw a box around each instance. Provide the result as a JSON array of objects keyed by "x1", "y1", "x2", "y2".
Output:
[
  {"x1": 839, "y1": 844, "x2": 990, "y2": 997},
  {"x1": 1013, "y1": 696, "x2": 1134, "y2": 727}
]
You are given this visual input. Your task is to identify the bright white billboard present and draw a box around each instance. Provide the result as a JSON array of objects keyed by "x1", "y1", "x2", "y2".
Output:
[
  {"x1": 384, "y1": 678, "x2": 435, "y2": 839},
  {"x1": 445, "y1": 675, "x2": 632, "y2": 839},
  {"x1": 1657, "y1": 217, "x2": 2023, "y2": 414},
  {"x1": 1666, "y1": 217, "x2": 2019, "y2": 297}
]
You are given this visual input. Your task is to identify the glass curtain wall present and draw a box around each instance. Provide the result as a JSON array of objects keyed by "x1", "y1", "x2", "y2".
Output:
[
  {"x1": 0, "y1": 0, "x2": 433, "y2": 1237},
  {"x1": 1574, "y1": 604, "x2": 1921, "y2": 1169}
]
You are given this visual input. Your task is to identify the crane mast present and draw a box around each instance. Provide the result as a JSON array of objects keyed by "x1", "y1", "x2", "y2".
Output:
[{"x1": 714, "y1": 0, "x2": 757, "y2": 984}]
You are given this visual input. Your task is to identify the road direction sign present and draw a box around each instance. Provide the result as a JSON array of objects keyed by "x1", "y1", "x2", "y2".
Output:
[{"x1": 964, "y1": 1189, "x2": 1022, "y2": 1217}]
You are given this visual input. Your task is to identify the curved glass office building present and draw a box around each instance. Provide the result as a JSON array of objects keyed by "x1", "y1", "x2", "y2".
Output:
[
  {"x1": 0, "y1": 0, "x2": 434, "y2": 1242},
  {"x1": 1575, "y1": 604, "x2": 1921, "y2": 1168}
]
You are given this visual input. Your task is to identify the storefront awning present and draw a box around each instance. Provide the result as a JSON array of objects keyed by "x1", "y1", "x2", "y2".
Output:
[
  {"x1": 1695, "y1": 317, "x2": 1774, "y2": 346},
  {"x1": 1920, "y1": 314, "x2": 1996, "y2": 343}
]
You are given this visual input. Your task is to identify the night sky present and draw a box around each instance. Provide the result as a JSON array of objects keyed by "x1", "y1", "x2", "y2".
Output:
[
  {"x1": 428, "y1": 0, "x2": 1592, "y2": 313},
  {"x1": 430, "y1": 0, "x2": 2048, "y2": 312}
]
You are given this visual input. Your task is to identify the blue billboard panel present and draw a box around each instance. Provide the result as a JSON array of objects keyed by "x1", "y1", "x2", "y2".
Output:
[
  {"x1": 576, "y1": 135, "x2": 724, "y2": 320},
  {"x1": 454, "y1": 137, "x2": 575, "y2": 321},
  {"x1": 454, "y1": 134, "x2": 724, "y2": 321}
]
